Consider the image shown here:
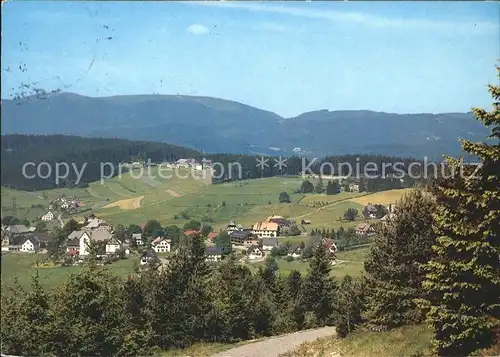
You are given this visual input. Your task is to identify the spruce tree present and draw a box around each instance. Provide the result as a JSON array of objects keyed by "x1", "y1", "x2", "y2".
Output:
[
  {"x1": 419, "y1": 68, "x2": 500, "y2": 356},
  {"x1": 334, "y1": 275, "x2": 365, "y2": 337},
  {"x1": 299, "y1": 245, "x2": 336, "y2": 326},
  {"x1": 364, "y1": 190, "x2": 435, "y2": 327}
]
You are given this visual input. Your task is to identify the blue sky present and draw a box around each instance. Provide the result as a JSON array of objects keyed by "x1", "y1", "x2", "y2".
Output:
[{"x1": 1, "y1": 1, "x2": 499, "y2": 117}]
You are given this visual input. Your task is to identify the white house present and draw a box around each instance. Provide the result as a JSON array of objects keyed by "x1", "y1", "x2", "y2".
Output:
[
  {"x1": 287, "y1": 246, "x2": 302, "y2": 258},
  {"x1": 205, "y1": 247, "x2": 222, "y2": 262},
  {"x1": 20, "y1": 237, "x2": 40, "y2": 253},
  {"x1": 41, "y1": 211, "x2": 54, "y2": 222},
  {"x1": 132, "y1": 233, "x2": 144, "y2": 246},
  {"x1": 105, "y1": 237, "x2": 122, "y2": 254},
  {"x1": 140, "y1": 250, "x2": 159, "y2": 265},
  {"x1": 152, "y1": 237, "x2": 171, "y2": 253},
  {"x1": 246, "y1": 245, "x2": 264, "y2": 260},
  {"x1": 78, "y1": 231, "x2": 92, "y2": 256}
]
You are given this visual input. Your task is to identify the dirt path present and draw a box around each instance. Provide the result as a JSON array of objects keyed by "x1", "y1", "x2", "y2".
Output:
[
  {"x1": 165, "y1": 189, "x2": 181, "y2": 197},
  {"x1": 212, "y1": 326, "x2": 337, "y2": 357},
  {"x1": 57, "y1": 213, "x2": 64, "y2": 228}
]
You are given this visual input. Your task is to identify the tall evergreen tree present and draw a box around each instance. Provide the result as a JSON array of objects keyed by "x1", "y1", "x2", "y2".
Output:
[
  {"x1": 419, "y1": 68, "x2": 500, "y2": 356},
  {"x1": 364, "y1": 190, "x2": 435, "y2": 327},
  {"x1": 334, "y1": 275, "x2": 365, "y2": 337},
  {"x1": 299, "y1": 245, "x2": 336, "y2": 326}
]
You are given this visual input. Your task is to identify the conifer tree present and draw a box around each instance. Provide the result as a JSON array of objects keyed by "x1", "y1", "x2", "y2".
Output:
[
  {"x1": 419, "y1": 68, "x2": 500, "y2": 356},
  {"x1": 364, "y1": 190, "x2": 435, "y2": 327},
  {"x1": 299, "y1": 245, "x2": 336, "y2": 326},
  {"x1": 334, "y1": 275, "x2": 365, "y2": 337}
]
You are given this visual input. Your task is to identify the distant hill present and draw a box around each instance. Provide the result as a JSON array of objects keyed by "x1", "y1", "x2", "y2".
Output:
[
  {"x1": 1, "y1": 134, "x2": 201, "y2": 190},
  {"x1": 1, "y1": 92, "x2": 488, "y2": 159}
]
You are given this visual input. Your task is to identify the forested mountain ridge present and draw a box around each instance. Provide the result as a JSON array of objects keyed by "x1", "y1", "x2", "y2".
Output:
[
  {"x1": 1, "y1": 134, "x2": 422, "y2": 191},
  {"x1": 1, "y1": 92, "x2": 488, "y2": 159}
]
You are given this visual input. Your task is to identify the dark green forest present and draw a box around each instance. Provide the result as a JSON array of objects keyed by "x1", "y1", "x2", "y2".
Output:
[{"x1": 1, "y1": 134, "x2": 423, "y2": 191}]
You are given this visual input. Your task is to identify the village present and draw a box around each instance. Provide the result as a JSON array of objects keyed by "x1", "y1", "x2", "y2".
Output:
[{"x1": 1, "y1": 198, "x2": 397, "y2": 272}]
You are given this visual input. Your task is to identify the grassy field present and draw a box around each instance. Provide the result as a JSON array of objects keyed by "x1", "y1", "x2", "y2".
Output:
[
  {"x1": 282, "y1": 325, "x2": 432, "y2": 357},
  {"x1": 1, "y1": 247, "x2": 370, "y2": 292},
  {"x1": 0, "y1": 252, "x2": 139, "y2": 291},
  {"x1": 2, "y1": 173, "x2": 408, "y2": 235},
  {"x1": 250, "y1": 247, "x2": 369, "y2": 279}
]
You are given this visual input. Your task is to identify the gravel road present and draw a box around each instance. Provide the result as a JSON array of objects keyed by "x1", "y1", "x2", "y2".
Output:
[{"x1": 212, "y1": 326, "x2": 337, "y2": 357}]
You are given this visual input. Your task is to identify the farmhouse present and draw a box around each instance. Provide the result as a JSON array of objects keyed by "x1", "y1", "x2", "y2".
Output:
[
  {"x1": 84, "y1": 218, "x2": 112, "y2": 231},
  {"x1": 252, "y1": 221, "x2": 279, "y2": 238},
  {"x1": 140, "y1": 250, "x2": 159, "y2": 265},
  {"x1": 246, "y1": 245, "x2": 264, "y2": 260},
  {"x1": 364, "y1": 204, "x2": 378, "y2": 219},
  {"x1": 261, "y1": 237, "x2": 279, "y2": 251},
  {"x1": 151, "y1": 237, "x2": 171, "y2": 253},
  {"x1": 207, "y1": 232, "x2": 219, "y2": 242},
  {"x1": 349, "y1": 183, "x2": 360, "y2": 193},
  {"x1": 229, "y1": 230, "x2": 259, "y2": 247},
  {"x1": 41, "y1": 211, "x2": 54, "y2": 222},
  {"x1": 66, "y1": 229, "x2": 116, "y2": 256},
  {"x1": 132, "y1": 233, "x2": 144, "y2": 246},
  {"x1": 105, "y1": 237, "x2": 123, "y2": 254},
  {"x1": 205, "y1": 247, "x2": 222, "y2": 262},
  {"x1": 322, "y1": 238, "x2": 338, "y2": 255},
  {"x1": 20, "y1": 236, "x2": 41, "y2": 252},
  {"x1": 355, "y1": 223, "x2": 376, "y2": 237},
  {"x1": 287, "y1": 245, "x2": 303, "y2": 258}
]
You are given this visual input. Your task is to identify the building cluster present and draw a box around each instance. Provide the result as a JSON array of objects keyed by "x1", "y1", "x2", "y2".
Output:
[
  {"x1": 49, "y1": 195, "x2": 80, "y2": 214},
  {"x1": 66, "y1": 214, "x2": 127, "y2": 258},
  {"x1": 1, "y1": 224, "x2": 49, "y2": 253}
]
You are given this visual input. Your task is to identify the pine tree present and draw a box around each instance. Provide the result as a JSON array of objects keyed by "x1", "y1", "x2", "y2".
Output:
[
  {"x1": 419, "y1": 68, "x2": 500, "y2": 356},
  {"x1": 334, "y1": 275, "x2": 365, "y2": 337},
  {"x1": 364, "y1": 190, "x2": 435, "y2": 327},
  {"x1": 299, "y1": 245, "x2": 336, "y2": 326}
]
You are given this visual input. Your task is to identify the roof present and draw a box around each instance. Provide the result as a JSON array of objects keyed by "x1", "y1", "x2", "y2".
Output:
[
  {"x1": 365, "y1": 204, "x2": 377, "y2": 213},
  {"x1": 381, "y1": 213, "x2": 396, "y2": 221},
  {"x1": 252, "y1": 221, "x2": 279, "y2": 231},
  {"x1": 67, "y1": 237, "x2": 79, "y2": 247},
  {"x1": 132, "y1": 233, "x2": 142, "y2": 239},
  {"x1": 33, "y1": 233, "x2": 51, "y2": 243},
  {"x1": 68, "y1": 230, "x2": 86, "y2": 241},
  {"x1": 184, "y1": 229, "x2": 200, "y2": 236},
  {"x1": 141, "y1": 250, "x2": 158, "y2": 259},
  {"x1": 206, "y1": 247, "x2": 222, "y2": 255},
  {"x1": 107, "y1": 237, "x2": 122, "y2": 245},
  {"x1": 261, "y1": 238, "x2": 278, "y2": 246},
  {"x1": 246, "y1": 244, "x2": 262, "y2": 255},
  {"x1": 230, "y1": 230, "x2": 255, "y2": 239},
  {"x1": 288, "y1": 245, "x2": 301, "y2": 253},
  {"x1": 85, "y1": 219, "x2": 110, "y2": 229},
  {"x1": 6, "y1": 225, "x2": 30, "y2": 234},
  {"x1": 356, "y1": 223, "x2": 372, "y2": 232},
  {"x1": 265, "y1": 215, "x2": 284, "y2": 222},
  {"x1": 9, "y1": 235, "x2": 28, "y2": 246},
  {"x1": 91, "y1": 230, "x2": 113, "y2": 242},
  {"x1": 208, "y1": 232, "x2": 219, "y2": 241},
  {"x1": 269, "y1": 218, "x2": 292, "y2": 227}
]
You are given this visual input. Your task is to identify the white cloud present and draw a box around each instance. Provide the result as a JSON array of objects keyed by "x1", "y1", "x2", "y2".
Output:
[
  {"x1": 187, "y1": 23, "x2": 209, "y2": 35},
  {"x1": 186, "y1": 2, "x2": 499, "y2": 35}
]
